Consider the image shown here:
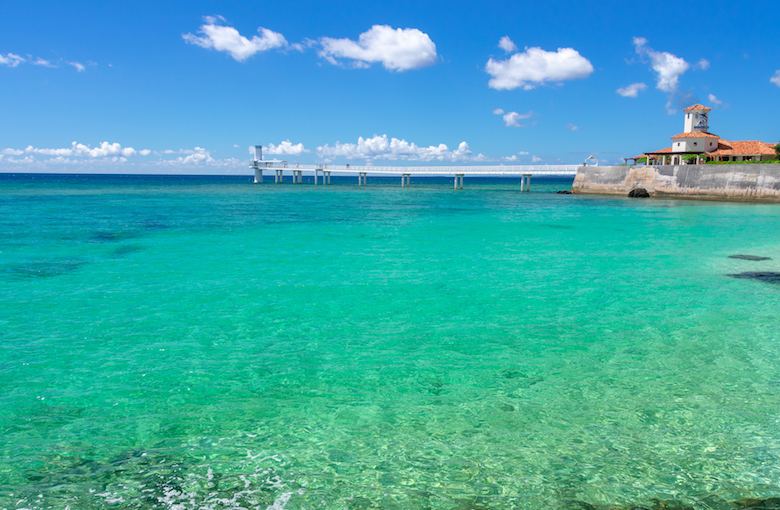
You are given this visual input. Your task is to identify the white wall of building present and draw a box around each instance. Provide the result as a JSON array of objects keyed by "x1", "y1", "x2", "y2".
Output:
[
  {"x1": 672, "y1": 137, "x2": 718, "y2": 153},
  {"x1": 684, "y1": 110, "x2": 709, "y2": 133}
]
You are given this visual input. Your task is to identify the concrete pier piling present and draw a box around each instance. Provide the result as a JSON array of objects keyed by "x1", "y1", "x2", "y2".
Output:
[{"x1": 454, "y1": 174, "x2": 464, "y2": 190}]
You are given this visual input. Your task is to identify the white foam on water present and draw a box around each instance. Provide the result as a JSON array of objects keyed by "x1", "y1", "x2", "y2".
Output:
[{"x1": 266, "y1": 492, "x2": 293, "y2": 510}]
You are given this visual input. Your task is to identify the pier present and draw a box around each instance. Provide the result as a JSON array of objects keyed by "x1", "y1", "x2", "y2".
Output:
[{"x1": 250, "y1": 146, "x2": 577, "y2": 190}]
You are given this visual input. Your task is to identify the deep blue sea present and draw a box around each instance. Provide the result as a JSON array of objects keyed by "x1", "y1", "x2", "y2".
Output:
[{"x1": 2, "y1": 173, "x2": 780, "y2": 510}]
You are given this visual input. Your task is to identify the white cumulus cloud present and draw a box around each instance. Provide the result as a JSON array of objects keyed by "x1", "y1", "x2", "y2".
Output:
[
  {"x1": 532, "y1": 155, "x2": 542, "y2": 163},
  {"x1": 319, "y1": 25, "x2": 437, "y2": 72},
  {"x1": 183, "y1": 15, "x2": 288, "y2": 61},
  {"x1": 485, "y1": 46, "x2": 593, "y2": 90},
  {"x1": 23, "y1": 141, "x2": 141, "y2": 158},
  {"x1": 502, "y1": 111, "x2": 533, "y2": 127},
  {"x1": 616, "y1": 82, "x2": 647, "y2": 97},
  {"x1": 0, "y1": 53, "x2": 25, "y2": 67},
  {"x1": 1, "y1": 142, "x2": 244, "y2": 171},
  {"x1": 695, "y1": 59, "x2": 710, "y2": 70},
  {"x1": 633, "y1": 37, "x2": 698, "y2": 113},
  {"x1": 492, "y1": 108, "x2": 504, "y2": 115},
  {"x1": 317, "y1": 135, "x2": 476, "y2": 161},
  {"x1": 498, "y1": 36, "x2": 517, "y2": 54},
  {"x1": 265, "y1": 140, "x2": 310, "y2": 156},
  {"x1": 175, "y1": 147, "x2": 214, "y2": 165},
  {"x1": 633, "y1": 37, "x2": 689, "y2": 94},
  {"x1": 771, "y1": 70, "x2": 780, "y2": 87}
]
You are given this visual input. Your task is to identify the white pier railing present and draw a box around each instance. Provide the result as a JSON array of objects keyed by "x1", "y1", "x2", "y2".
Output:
[
  {"x1": 249, "y1": 161, "x2": 579, "y2": 176},
  {"x1": 249, "y1": 161, "x2": 580, "y2": 189}
]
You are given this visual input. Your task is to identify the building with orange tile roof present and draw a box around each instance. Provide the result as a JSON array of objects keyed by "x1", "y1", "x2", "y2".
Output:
[{"x1": 635, "y1": 104, "x2": 778, "y2": 165}]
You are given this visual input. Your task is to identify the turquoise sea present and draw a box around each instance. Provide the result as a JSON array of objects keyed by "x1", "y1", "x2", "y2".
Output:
[{"x1": 2, "y1": 173, "x2": 780, "y2": 510}]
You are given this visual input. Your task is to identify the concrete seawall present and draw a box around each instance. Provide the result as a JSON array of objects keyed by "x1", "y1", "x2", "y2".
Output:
[{"x1": 571, "y1": 164, "x2": 780, "y2": 202}]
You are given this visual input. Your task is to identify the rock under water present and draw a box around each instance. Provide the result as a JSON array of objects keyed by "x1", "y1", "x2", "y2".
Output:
[
  {"x1": 729, "y1": 254, "x2": 771, "y2": 261},
  {"x1": 728, "y1": 272, "x2": 780, "y2": 284}
]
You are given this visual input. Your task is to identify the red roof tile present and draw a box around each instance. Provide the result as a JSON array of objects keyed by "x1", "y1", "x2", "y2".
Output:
[
  {"x1": 708, "y1": 140, "x2": 777, "y2": 156},
  {"x1": 640, "y1": 140, "x2": 777, "y2": 158},
  {"x1": 636, "y1": 147, "x2": 673, "y2": 158},
  {"x1": 671, "y1": 131, "x2": 720, "y2": 139},
  {"x1": 683, "y1": 104, "x2": 712, "y2": 112}
]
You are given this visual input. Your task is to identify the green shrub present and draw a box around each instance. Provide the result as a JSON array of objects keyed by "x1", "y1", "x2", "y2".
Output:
[{"x1": 705, "y1": 160, "x2": 780, "y2": 164}]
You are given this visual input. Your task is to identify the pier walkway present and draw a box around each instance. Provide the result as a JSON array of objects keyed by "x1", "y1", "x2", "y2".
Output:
[{"x1": 249, "y1": 160, "x2": 579, "y2": 190}]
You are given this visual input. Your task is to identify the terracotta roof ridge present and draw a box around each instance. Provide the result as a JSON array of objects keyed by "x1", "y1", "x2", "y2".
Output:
[
  {"x1": 671, "y1": 131, "x2": 720, "y2": 138},
  {"x1": 683, "y1": 103, "x2": 712, "y2": 112}
]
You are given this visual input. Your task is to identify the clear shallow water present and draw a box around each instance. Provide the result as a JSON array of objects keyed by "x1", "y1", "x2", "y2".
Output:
[{"x1": 1, "y1": 173, "x2": 780, "y2": 510}]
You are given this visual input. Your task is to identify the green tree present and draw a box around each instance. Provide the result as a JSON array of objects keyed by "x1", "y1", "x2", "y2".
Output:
[{"x1": 774, "y1": 143, "x2": 780, "y2": 159}]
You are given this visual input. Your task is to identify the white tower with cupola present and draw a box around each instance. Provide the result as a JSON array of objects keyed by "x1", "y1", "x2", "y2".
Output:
[
  {"x1": 671, "y1": 104, "x2": 720, "y2": 154},
  {"x1": 684, "y1": 104, "x2": 711, "y2": 133}
]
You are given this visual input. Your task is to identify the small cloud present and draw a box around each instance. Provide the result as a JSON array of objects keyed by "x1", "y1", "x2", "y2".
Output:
[
  {"x1": 498, "y1": 36, "x2": 517, "y2": 54},
  {"x1": 502, "y1": 155, "x2": 518, "y2": 162},
  {"x1": 771, "y1": 70, "x2": 780, "y2": 87},
  {"x1": 565, "y1": 123, "x2": 578, "y2": 131},
  {"x1": 633, "y1": 37, "x2": 691, "y2": 114},
  {"x1": 318, "y1": 25, "x2": 437, "y2": 72},
  {"x1": 633, "y1": 37, "x2": 688, "y2": 94},
  {"x1": 486, "y1": 46, "x2": 594, "y2": 91},
  {"x1": 707, "y1": 93, "x2": 723, "y2": 108},
  {"x1": 139, "y1": 149, "x2": 151, "y2": 156},
  {"x1": 233, "y1": 144, "x2": 240, "y2": 148},
  {"x1": 288, "y1": 38, "x2": 317, "y2": 53},
  {"x1": 695, "y1": 58, "x2": 710, "y2": 70},
  {"x1": 616, "y1": 82, "x2": 647, "y2": 98},
  {"x1": 0, "y1": 53, "x2": 25, "y2": 67},
  {"x1": 183, "y1": 15, "x2": 288, "y2": 61},
  {"x1": 518, "y1": 151, "x2": 529, "y2": 155},
  {"x1": 265, "y1": 140, "x2": 310, "y2": 156},
  {"x1": 531, "y1": 155, "x2": 542, "y2": 163},
  {"x1": 32, "y1": 57, "x2": 56, "y2": 68},
  {"x1": 502, "y1": 110, "x2": 533, "y2": 127},
  {"x1": 69, "y1": 61, "x2": 86, "y2": 72},
  {"x1": 492, "y1": 108, "x2": 504, "y2": 115}
]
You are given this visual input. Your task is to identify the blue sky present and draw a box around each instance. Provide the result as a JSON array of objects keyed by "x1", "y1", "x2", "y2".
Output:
[{"x1": 1, "y1": 0, "x2": 778, "y2": 173}]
